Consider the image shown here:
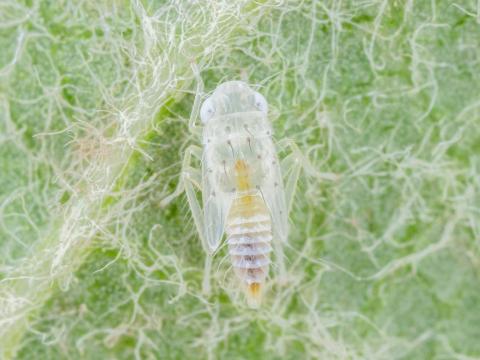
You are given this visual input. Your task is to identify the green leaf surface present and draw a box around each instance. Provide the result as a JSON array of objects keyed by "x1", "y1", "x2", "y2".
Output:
[{"x1": 1, "y1": 1, "x2": 479, "y2": 359}]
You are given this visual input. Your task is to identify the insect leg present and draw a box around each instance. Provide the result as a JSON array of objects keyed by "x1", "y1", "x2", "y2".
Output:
[
  {"x1": 277, "y1": 138, "x2": 338, "y2": 212},
  {"x1": 160, "y1": 145, "x2": 215, "y2": 295},
  {"x1": 273, "y1": 140, "x2": 337, "y2": 285},
  {"x1": 183, "y1": 167, "x2": 218, "y2": 295},
  {"x1": 159, "y1": 144, "x2": 208, "y2": 251},
  {"x1": 188, "y1": 63, "x2": 204, "y2": 137},
  {"x1": 183, "y1": 171, "x2": 216, "y2": 296},
  {"x1": 160, "y1": 145, "x2": 203, "y2": 207}
]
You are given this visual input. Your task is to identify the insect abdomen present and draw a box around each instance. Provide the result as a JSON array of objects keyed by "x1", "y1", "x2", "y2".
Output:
[{"x1": 226, "y1": 191, "x2": 272, "y2": 307}]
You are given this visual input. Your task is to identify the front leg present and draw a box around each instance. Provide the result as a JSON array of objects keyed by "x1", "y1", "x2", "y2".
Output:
[{"x1": 188, "y1": 62, "x2": 204, "y2": 138}]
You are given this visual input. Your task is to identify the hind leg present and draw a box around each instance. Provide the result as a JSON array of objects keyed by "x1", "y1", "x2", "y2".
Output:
[
  {"x1": 275, "y1": 139, "x2": 336, "y2": 284},
  {"x1": 160, "y1": 145, "x2": 214, "y2": 295}
]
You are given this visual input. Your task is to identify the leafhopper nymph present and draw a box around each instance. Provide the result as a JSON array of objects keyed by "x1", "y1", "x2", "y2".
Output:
[{"x1": 163, "y1": 81, "x2": 305, "y2": 307}]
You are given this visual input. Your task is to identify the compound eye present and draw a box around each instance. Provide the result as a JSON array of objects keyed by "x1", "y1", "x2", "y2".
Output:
[
  {"x1": 254, "y1": 92, "x2": 268, "y2": 114},
  {"x1": 200, "y1": 97, "x2": 215, "y2": 124}
]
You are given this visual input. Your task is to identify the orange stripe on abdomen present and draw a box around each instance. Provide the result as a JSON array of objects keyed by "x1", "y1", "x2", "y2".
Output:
[{"x1": 228, "y1": 159, "x2": 272, "y2": 306}]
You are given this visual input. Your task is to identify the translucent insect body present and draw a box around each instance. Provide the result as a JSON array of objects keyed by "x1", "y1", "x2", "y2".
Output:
[{"x1": 167, "y1": 81, "x2": 303, "y2": 308}]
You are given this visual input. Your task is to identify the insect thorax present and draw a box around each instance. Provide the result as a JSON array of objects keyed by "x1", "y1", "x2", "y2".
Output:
[{"x1": 202, "y1": 111, "x2": 276, "y2": 194}]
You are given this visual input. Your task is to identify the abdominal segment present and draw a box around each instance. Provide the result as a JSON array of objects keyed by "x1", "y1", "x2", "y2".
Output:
[{"x1": 226, "y1": 160, "x2": 272, "y2": 307}]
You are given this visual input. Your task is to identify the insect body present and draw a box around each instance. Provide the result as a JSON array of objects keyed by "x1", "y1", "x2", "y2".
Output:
[
  {"x1": 200, "y1": 81, "x2": 290, "y2": 307},
  {"x1": 165, "y1": 81, "x2": 303, "y2": 307}
]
